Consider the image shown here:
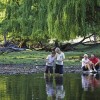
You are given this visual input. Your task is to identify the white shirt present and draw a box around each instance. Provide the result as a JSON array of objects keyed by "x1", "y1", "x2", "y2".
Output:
[
  {"x1": 82, "y1": 58, "x2": 90, "y2": 67},
  {"x1": 46, "y1": 55, "x2": 55, "y2": 66},
  {"x1": 56, "y1": 52, "x2": 65, "y2": 65},
  {"x1": 81, "y1": 75, "x2": 89, "y2": 91}
]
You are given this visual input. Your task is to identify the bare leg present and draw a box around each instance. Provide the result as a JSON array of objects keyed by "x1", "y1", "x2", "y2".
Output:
[{"x1": 85, "y1": 64, "x2": 93, "y2": 72}]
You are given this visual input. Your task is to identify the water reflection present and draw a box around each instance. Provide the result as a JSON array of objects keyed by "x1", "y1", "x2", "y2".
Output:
[
  {"x1": 45, "y1": 75, "x2": 65, "y2": 100},
  {"x1": 81, "y1": 73, "x2": 100, "y2": 91},
  {"x1": 0, "y1": 74, "x2": 47, "y2": 100},
  {"x1": 55, "y1": 76, "x2": 65, "y2": 100},
  {"x1": 45, "y1": 76, "x2": 55, "y2": 99},
  {"x1": 0, "y1": 73, "x2": 100, "y2": 100}
]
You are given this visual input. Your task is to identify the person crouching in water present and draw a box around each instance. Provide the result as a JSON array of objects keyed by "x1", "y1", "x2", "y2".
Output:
[
  {"x1": 45, "y1": 51, "x2": 56, "y2": 76},
  {"x1": 82, "y1": 54, "x2": 93, "y2": 72},
  {"x1": 55, "y1": 47, "x2": 65, "y2": 76},
  {"x1": 89, "y1": 54, "x2": 100, "y2": 72}
]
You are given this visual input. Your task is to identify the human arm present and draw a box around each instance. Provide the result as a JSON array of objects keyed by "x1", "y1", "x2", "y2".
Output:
[
  {"x1": 82, "y1": 59, "x2": 91, "y2": 66},
  {"x1": 94, "y1": 58, "x2": 100, "y2": 66},
  {"x1": 46, "y1": 55, "x2": 55, "y2": 64},
  {"x1": 46, "y1": 55, "x2": 50, "y2": 64}
]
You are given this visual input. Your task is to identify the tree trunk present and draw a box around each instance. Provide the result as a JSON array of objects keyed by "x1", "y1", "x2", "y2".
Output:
[
  {"x1": 18, "y1": 40, "x2": 28, "y2": 48},
  {"x1": 3, "y1": 32, "x2": 7, "y2": 44},
  {"x1": 54, "y1": 39, "x2": 59, "y2": 48},
  {"x1": 93, "y1": 33, "x2": 97, "y2": 43},
  {"x1": 72, "y1": 33, "x2": 94, "y2": 46}
]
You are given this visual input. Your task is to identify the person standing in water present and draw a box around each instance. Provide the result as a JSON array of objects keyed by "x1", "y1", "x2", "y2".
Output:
[
  {"x1": 55, "y1": 47, "x2": 65, "y2": 75},
  {"x1": 45, "y1": 51, "x2": 56, "y2": 76}
]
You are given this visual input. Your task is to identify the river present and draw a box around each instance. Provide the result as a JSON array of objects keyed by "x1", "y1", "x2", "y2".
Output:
[{"x1": 0, "y1": 73, "x2": 100, "y2": 100}]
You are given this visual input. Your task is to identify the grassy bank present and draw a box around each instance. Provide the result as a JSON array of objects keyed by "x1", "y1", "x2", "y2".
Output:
[{"x1": 0, "y1": 44, "x2": 100, "y2": 66}]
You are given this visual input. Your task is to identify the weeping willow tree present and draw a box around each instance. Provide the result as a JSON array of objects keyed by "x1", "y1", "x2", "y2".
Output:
[
  {"x1": 47, "y1": 0, "x2": 100, "y2": 41},
  {"x1": 0, "y1": 0, "x2": 22, "y2": 43},
  {"x1": 0, "y1": 0, "x2": 100, "y2": 45},
  {"x1": 5, "y1": 0, "x2": 33, "y2": 39},
  {"x1": 0, "y1": 0, "x2": 49, "y2": 44},
  {"x1": 31, "y1": 0, "x2": 49, "y2": 43},
  {"x1": 0, "y1": 0, "x2": 7, "y2": 43}
]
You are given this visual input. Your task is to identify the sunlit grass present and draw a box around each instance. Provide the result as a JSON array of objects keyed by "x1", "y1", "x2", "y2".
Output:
[
  {"x1": 0, "y1": 44, "x2": 100, "y2": 66},
  {"x1": 0, "y1": 50, "x2": 48, "y2": 65}
]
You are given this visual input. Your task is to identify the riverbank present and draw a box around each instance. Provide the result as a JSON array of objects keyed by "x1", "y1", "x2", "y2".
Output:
[
  {"x1": 0, "y1": 64, "x2": 79, "y2": 74},
  {"x1": 0, "y1": 44, "x2": 100, "y2": 74},
  {"x1": 1, "y1": 44, "x2": 100, "y2": 65},
  {"x1": 0, "y1": 64, "x2": 100, "y2": 75}
]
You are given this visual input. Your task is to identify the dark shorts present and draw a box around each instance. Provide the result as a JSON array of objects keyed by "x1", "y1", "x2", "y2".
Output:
[
  {"x1": 45, "y1": 66, "x2": 53, "y2": 74},
  {"x1": 55, "y1": 76, "x2": 63, "y2": 85},
  {"x1": 55, "y1": 64, "x2": 63, "y2": 74},
  {"x1": 82, "y1": 66, "x2": 88, "y2": 71},
  {"x1": 95, "y1": 64, "x2": 100, "y2": 70}
]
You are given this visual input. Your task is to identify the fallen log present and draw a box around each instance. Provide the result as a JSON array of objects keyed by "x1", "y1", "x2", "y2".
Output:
[
  {"x1": 7, "y1": 47, "x2": 25, "y2": 51},
  {"x1": 0, "y1": 47, "x2": 26, "y2": 54}
]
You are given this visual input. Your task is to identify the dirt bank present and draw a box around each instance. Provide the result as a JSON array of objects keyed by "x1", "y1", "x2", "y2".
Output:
[{"x1": 0, "y1": 64, "x2": 99, "y2": 75}]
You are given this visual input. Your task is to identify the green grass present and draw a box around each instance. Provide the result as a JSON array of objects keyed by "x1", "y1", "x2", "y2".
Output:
[
  {"x1": 0, "y1": 44, "x2": 100, "y2": 66},
  {"x1": 0, "y1": 50, "x2": 48, "y2": 65}
]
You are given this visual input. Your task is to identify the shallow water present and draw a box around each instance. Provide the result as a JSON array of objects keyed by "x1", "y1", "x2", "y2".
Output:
[{"x1": 0, "y1": 73, "x2": 100, "y2": 100}]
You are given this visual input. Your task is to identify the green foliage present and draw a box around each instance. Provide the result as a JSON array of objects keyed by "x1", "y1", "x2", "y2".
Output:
[{"x1": 0, "y1": 0, "x2": 100, "y2": 42}]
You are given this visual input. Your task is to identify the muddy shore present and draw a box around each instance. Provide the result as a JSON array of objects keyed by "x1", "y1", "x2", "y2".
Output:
[{"x1": 0, "y1": 64, "x2": 100, "y2": 75}]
